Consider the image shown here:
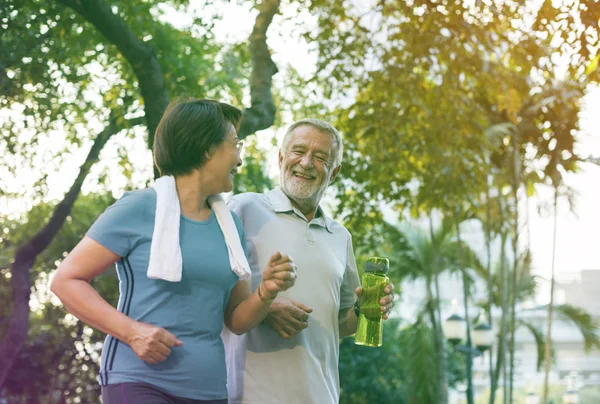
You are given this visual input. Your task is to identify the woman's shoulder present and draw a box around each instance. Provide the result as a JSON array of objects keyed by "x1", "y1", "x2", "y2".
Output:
[
  {"x1": 117, "y1": 187, "x2": 156, "y2": 207},
  {"x1": 87, "y1": 188, "x2": 156, "y2": 255},
  {"x1": 120, "y1": 187, "x2": 156, "y2": 202},
  {"x1": 104, "y1": 187, "x2": 156, "y2": 220}
]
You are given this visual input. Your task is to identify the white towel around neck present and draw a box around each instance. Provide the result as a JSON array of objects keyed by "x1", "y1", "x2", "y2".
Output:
[{"x1": 147, "y1": 175, "x2": 251, "y2": 282}]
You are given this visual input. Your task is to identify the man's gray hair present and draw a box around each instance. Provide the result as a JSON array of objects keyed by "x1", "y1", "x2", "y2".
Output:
[{"x1": 281, "y1": 118, "x2": 344, "y2": 167}]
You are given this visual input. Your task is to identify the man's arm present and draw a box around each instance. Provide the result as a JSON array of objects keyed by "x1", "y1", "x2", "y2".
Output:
[
  {"x1": 339, "y1": 305, "x2": 359, "y2": 337},
  {"x1": 338, "y1": 233, "x2": 361, "y2": 338},
  {"x1": 264, "y1": 297, "x2": 313, "y2": 339}
]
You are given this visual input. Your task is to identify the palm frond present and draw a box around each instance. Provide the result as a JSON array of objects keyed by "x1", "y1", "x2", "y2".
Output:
[
  {"x1": 553, "y1": 304, "x2": 600, "y2": 352},
  {"x1": 395, "y1": 222, "x2": 433, "y2": 277},
  {"x1": 401, "y1": 319, "x2": 441, "y2": 403},
  {"x1": 381, "y1": 221, "x2": 420, "y2": 281},
  {"x1": 516, "y1": 272, "x2": 537, "y2": 302},
  {"x1": 517, "y1": 319, "x2": 548, "y2": 371}
]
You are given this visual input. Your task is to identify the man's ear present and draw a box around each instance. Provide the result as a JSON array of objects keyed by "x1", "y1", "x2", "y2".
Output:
[
  {"x1": 329, "y1": 165, "x2": 341, "y2": 184},
  {"x1": 278, "y1": 149, "x2": 284, "y2": 169}
]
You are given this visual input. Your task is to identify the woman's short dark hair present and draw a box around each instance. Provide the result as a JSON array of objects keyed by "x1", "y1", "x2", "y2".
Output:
[{"x1": 153, "y1": 98, "x2": 243, "y2": 176}]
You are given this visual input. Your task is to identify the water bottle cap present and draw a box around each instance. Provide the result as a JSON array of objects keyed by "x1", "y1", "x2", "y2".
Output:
[{"x1": 364, "y1": 257, "x2": 389, "y2": 274}]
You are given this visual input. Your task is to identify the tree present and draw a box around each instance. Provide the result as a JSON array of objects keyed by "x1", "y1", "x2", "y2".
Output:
[
  {"x1": 1, "y1": 192, "x2": 117, "y2": 403},
  {"x1": 381, "y1": 218, "x2": 482, "y2": 403},
  {"x1": 339, "y1": 319, "x2": 466, "y2": 404},
  {"x1": 269, "y1": 1, "x2": 598, "y2": 402},
  {"x1": 232, "y1": 137, "x2": 275, "y2": 195},
  {"x1": 1, "y1": 0, "x2": 281, "y2": 390},
  {"x1": 467, "y1": 247, "x2": 600, "y2": 404}
]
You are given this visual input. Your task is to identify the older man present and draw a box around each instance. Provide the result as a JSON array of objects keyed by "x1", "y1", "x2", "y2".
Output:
[{"x1": 222, "y1": 119, "x2": 394, "y2": 404}]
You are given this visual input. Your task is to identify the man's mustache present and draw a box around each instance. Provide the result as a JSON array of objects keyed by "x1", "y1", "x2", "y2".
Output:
[{"x1": 291, "y1": 167, "x2": 317, "y2": 177}]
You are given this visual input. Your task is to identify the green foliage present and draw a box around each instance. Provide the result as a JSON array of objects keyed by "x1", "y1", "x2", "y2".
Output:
[
  {"x1": 1, "y1": 192, "x2": 117, "y2": 403},
  {"x1": 3, "y1": 1, "x2": 600, "y2": 402},
  {"x1": 300, "y1": 0, "x2": 600, "y2": 237},
  {"x1": 1, "y1": 0, "x2": 251, "y2": 204},
  {"x1": 274, "y1": 67, "x2": 331, "y2": 124},
  {"x1": 339, "y1": 321, "x2": 408, "y2": 404},
  {"x1": 4, "y1": 307, "x2": 104, "y2": 403},
  {"x1": 382, "y1": 219, "x2": 482, "y2": 288},
  {"x1": 469, "y1": 249, "x2": 537, "y2": 310},
  {"x1": 339, "y1": 319, "x2": 465, "y2": 404},
  {"x1": 232, "y1": 137, "x2": 274, "y2": 194}
]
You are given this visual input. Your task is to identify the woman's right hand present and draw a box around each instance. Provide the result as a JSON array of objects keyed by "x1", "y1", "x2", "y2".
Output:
[
  {"x1": 258, "y1": 251, "x2": 297, "y2": 301},
  {"x1": 126, "y1": 321, "x2": 183, "y2": 364}
]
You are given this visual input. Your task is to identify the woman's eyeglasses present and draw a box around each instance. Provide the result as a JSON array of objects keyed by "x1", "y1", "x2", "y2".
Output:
[{"x1": 234, "y1": 139, "x2": 244, "y2": 152}]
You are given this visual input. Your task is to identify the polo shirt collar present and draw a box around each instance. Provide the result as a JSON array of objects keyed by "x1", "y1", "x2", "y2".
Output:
[{"x1": 266, "y1": 187, "x2": 334, "y2": 233}]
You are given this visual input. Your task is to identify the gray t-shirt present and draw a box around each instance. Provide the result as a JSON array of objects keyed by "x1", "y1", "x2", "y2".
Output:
[{"x1": 87, "y1": 188, "x2": 246, "y2": 400}]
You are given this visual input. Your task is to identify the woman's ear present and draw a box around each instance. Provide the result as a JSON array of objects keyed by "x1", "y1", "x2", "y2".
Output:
[{"x1": 205, "y1": 144, "x2": 217, "y2": 160}]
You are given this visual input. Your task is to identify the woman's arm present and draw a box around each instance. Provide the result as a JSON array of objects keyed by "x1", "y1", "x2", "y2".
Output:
[
  {"x1": 224, "y1": 251, "x2": 297, "y2": 335},
  {"x1": 51, "y1": 236, "x2": 182, "y2": 363}
]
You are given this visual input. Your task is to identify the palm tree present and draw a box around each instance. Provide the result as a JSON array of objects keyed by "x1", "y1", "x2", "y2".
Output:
[
  {"x1": 384, "y1": 217, "x2": 483, "y2": 403},
  {"x1": 481, "y1": 121, "x2": 518, "y2": 404},
  {"x1": 383, "y1": 220, "x2": 449, "y2": 403},
  {"x1": 381, "y1": 211, "x2": 600, "y2": 404},
  {"x1": 466, "y1": 247, "x2": 600, "y2": 403},
  {"x1": 542, "y1": 187, "x2": 559, "y2": 404}
]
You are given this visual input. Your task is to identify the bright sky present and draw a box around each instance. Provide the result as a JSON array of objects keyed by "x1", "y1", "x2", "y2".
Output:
[{"x1": 527, "y1": 86, "x2": 600, "y2": 279}]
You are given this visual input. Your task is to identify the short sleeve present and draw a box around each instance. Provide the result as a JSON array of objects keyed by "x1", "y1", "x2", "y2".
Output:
[
  {"x1": 86, "y1": 190, "x2": 151, "y2": 257},
  {"x1": 231, "y1": 211, "x2": 248, "y2": 259},
  {"x1": 340, "y1": 233, "x2": 361, "y2": 310},
  {"x1": 227, "y1": 195, "x2": 243, "y2": 220}
]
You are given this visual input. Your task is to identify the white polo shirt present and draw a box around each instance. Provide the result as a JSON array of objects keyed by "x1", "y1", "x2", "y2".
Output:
[{"x1": 222, "y1": 187, "x2": 361, "y2": 404}]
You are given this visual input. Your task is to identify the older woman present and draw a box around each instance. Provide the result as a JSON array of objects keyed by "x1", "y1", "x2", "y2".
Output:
[{"x1": 51, "y1": 99, "x2": 296, "y2": 404}]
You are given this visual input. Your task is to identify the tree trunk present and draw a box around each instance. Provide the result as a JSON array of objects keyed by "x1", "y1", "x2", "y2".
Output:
[
  {"x1": 238, "y1": 0, "x2": 280, "y2": 139},
  {"x1": 57, "y1": 0, "x2": 169, "y2": 150},
  {"x1": 508, "y1": 133, "x2": 521, "y2": 404},
  {"x1": 433, "y1": 274, "x2": 448, "y2": 404},
  {"x1": 0, "y1": 121, "x2": 121, "y2": 389},
  {"x1": 57, "y1": 0, "x2": 169, "y2": 177},
  {"x1": 491, "y1": 331, "x2": 504, "y2": 404},
  {"x1": 2, "y1": 0, "x2": 282, "y2": 392},
  {"x1": 490, "y1": 211, "x2": 508, "y2": 404},
  {"x1": 429, "y1": 215, "x2": 449, "y2": 404},
  {"x1": 508, "y1": 226, "x2": 519, "y2": 404},
  {"x1": 455, "y1": 214, "x2": 474, "y2": 404},
  {"x1": 425, "y1": 278, "x2": 446, "y2": 403},
  {"x1": 59, "y1": 0, "x2": 281, "y2": 169},
  {"x1": 541, "y1": 189, "x2": 559, "y2": 403},
  {"x1": 485, "y1": 175, "x2": 496, "y2": 404}
]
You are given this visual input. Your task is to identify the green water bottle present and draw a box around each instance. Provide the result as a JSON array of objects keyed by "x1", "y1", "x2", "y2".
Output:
[{"x1": 354, "y1": 257, "x2": 389, "y2": 347}]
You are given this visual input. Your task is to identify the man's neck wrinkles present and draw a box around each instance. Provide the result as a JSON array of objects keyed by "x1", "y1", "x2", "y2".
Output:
[{"x1": 287, "y1": 195, "x2": 319, "y2": 221}]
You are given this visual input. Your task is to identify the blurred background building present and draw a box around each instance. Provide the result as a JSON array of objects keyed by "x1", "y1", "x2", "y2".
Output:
[{"x1": 398, "y1": 268, "x2": 600, "y2": 403}]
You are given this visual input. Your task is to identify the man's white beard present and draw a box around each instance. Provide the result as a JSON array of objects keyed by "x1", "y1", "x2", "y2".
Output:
[{"x1": 280, "y1": 171, "x2": 327, "y2": 211}]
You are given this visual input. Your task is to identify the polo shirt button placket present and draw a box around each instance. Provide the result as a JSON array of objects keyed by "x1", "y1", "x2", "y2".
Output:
[{"x1": 305, "y1": 222, "x2": 314, "y2": 244}]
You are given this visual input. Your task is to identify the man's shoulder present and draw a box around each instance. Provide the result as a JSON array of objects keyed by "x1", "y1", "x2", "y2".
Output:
[
  {"x1": 229, "y1": 191, "x2": 266, "y2": 205},
  {"x1": 228, "y1": 191, "x2": 270, "y2": 210},
  {"x1": 327, "y1": 218, "x2": 352, "y2": 239},
  {"x1": 228, "y1": 191, "x2": 272, "y2": 217}
]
